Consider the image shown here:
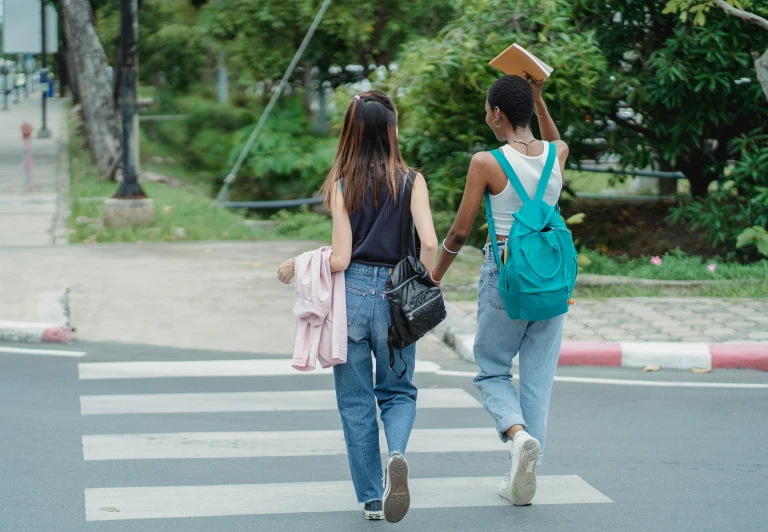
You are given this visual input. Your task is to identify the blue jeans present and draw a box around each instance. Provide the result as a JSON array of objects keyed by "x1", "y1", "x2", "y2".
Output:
[
  {"x1": 473, "y1": 245, "x2": 564, "y2": 461},
  {"x1": 333, "y1": 263, "x2": 418, "y2": 503}
]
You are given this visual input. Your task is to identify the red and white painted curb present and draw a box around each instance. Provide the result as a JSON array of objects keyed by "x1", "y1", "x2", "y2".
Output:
[
  {"x1": 0, "y1": 287, "x2": 73, "y2": 344},
  {"x1": 0, "y1": 320, "x2": 73, "y2": 343},
  {"x1": 446, "y1": 334, "x2": 768, "y2": 372},
  {"x1": 559, "y1": 341, "x2": 768, "y2": 372}
]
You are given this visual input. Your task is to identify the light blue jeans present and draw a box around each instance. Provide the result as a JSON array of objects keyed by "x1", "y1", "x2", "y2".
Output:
[
  {"x1": 333, "y1": 263, "x2": 418, "y2": 503},
  {"x1": 473, "y1": 244, "x2": 564, "y2": 461}
]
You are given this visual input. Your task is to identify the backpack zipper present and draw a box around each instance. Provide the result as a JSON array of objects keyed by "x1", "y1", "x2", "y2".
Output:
[
  {"x1": 384, "y1": 273, "x2": 423, "y2": 295},
  {"x1": 406, "y1": 293, "x2": 441, "y2": 321}
]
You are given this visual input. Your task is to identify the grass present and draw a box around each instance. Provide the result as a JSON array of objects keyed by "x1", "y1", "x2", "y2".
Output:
[
  {"x1": 68, "y1": 127, "x2": 256, "y2": 245},
  {"x1": 444, "y1": 279, "x2": 768, "y2": 300},
  {"x1": 573, "y1": 280, "x2": 768, "y2": 298},
  {"x1": 565, "y1": 170, "x2": 631, "y2": 195},
  {"x1": 579, "y1": 249, "x2": 768, "y2": 281}
]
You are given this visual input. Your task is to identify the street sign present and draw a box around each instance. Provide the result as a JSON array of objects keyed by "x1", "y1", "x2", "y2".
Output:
[{"x1": 1, "y1": 0, "x2": 59, "y2": 54}]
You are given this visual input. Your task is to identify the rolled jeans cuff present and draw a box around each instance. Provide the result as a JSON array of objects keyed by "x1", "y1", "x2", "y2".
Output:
[{"x1": 497, "y1": 414, "x2": 526, "y2": 443}]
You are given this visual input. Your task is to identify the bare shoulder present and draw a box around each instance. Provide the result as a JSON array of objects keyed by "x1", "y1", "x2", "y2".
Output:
[
  {"x1": 552, "y1": 140, "x2": 569, "y2": 160},
  {"x1": 412, "y1": 171, "x2": 426, "y2": 184},
  {"x1": 470, "y1": 150, "x2": 498, "y2": 169}
]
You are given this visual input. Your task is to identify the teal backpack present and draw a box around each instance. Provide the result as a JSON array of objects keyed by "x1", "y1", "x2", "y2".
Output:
[{"x1": 484, "y1": 143, "x2": 578, "y2": 321}]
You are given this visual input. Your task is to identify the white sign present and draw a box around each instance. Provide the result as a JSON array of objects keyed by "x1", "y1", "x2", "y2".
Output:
[{"x1": 2, "y1": 0, "x2": 59, "y2": 54}]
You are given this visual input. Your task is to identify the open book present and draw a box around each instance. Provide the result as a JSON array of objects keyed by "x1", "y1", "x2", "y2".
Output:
[{"x1": 489, "y1": 43, "x2": 553, "y2": 82}]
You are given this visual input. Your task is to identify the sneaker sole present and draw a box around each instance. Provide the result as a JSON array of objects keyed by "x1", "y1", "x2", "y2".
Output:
[
  {"x1": 364, "y1": 512, "x2": 385, "y2": 521},
  {"x1": 383, "y1": 456, "x2": 410, "y2": 523},
  {"x1": 509, "y1": 438, "x2": 540, "y2": 506}
]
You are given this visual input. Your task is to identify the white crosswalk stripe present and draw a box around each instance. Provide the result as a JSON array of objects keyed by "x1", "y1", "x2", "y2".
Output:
[
  {"x1": 80, "y1": 388, "x2": 481, "y2": 415},
  {"x1": 78, "y1": 358, "x2": 441, "y2": 380},
  {"x1": 85, "y1": 476, "x2": 611, "y2": 521},
  {"x1": 83, "y1": 428, "x2": 501, "y2": 460},
  {"x1": 79, "y1": 356, "x2": 612, "y2": 522}
]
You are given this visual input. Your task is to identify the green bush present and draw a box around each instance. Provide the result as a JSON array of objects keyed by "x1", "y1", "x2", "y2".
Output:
[
  {"x1": 229, "y1": 99, "x2": 338, "y2": 201},
  {"x1": 271, "y1": 209, "x2": 333, "y2": 241},
  {"x1": 391, "y1": 0, "x2": 607, "y2": 211},
  {"x1": 668, "y1": 131, "x2": 768, "y2": 261}
]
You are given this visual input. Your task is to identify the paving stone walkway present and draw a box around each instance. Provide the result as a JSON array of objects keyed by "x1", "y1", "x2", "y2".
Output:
[{"x1": 451, "y1": 298, "x2": 768, "y2": 343}]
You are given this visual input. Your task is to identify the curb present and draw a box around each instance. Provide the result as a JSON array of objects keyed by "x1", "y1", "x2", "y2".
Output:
[
  {"x1": 438, "y1": 303, "x2": 768, "y2": 372},
  {"x1": 0, "y1": 286, "x2": 73, "y2": 344},
  {"x1": 0, "y1": 321, "x2": 73, "y2": 343}
]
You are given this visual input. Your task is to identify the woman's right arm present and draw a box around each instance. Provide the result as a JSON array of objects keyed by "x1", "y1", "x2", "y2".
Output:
[
  {"x1": 431, "y1": 152, "x2": 493, "y2": 284},
  {"x1": 411, "y1": 172, "x2": 439, "y2": 273},
  {"x1": 329, "y1": 184, "x2": 353, "y2": 273}
]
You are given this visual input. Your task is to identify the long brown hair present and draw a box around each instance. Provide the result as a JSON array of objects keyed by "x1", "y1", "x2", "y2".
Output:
[{"x1": 321, "y1": 91, "x2": 411, "y2": 213}]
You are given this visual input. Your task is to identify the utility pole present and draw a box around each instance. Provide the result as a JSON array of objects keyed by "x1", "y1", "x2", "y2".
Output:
[
  {"x1": 114, "y1": 0, "x2": 143, "y2": 199},
  {"x1": 104, "y1": 0, "x2": 153, "y2": 228},
  {"x1": 38, "y1": 0, "x2": 51, "y2": 138}
]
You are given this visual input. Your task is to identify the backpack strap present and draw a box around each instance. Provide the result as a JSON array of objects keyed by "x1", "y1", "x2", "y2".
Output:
[
  {"x1": 483, "y1": 190, "x2": 501, "y2": 267},
  {"x1": 399, "y1": 171, "x2": 418, "y2": 259},
  {"x1": 534, "y1": 142, "x2": 558, "y2": 201},
  {"x1": 490, "y1": 148, "x2": 531, "y2": 203}
]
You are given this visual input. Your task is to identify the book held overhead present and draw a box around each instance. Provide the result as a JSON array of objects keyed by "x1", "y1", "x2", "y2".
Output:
[{"x1": 489, "y1": 44, "x2": 554, "y2": 81}]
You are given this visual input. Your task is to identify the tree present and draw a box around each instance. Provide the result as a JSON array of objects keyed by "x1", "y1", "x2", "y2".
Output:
[
  {"x1": 60, "y1": 0, "x2": 121, "y2": 178},
  {"x1": 200, "y1": 0, "x2": 452, "y2": 125},
  {"x1": 576, "y1": 0, "x2": 768, "y2": 197},
  {"x1": 664, "y1": 0, "x2": 768, "y2": 101},
  {"x1": 391, "y1": 0, "x2": 609, "y2": 209}
]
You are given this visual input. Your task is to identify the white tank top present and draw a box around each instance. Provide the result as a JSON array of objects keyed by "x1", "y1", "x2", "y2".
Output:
[{"x1": 488, "y1": 142, "x2": 562, "y2": 236}]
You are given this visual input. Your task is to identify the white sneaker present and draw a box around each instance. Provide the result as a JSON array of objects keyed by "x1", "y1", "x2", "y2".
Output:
[
  {"x1": 383, "y1": 452, "x2": 410, "y2": 523},
  {"x1": 499, "y1": 430, "x2": 541, "y2": 506}
]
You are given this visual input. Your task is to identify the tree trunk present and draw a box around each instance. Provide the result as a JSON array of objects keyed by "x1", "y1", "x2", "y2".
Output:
[
  {"x1": 754, "y1": 48, "x2": 768, "y2": 103},
  {"x1": 60, "y1": 0, "x2": 121, "y2": 180},
  {"x1": 674, "y1": 154, "x2": 715, "y2": 198},
  {"x1": 61, "y1": 7, "x2": 81, "y2": 104}
]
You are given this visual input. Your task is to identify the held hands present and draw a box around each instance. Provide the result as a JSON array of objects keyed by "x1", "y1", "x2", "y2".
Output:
[{"x1": 277, "y1": 257, "x2": 296, "y2": 284}]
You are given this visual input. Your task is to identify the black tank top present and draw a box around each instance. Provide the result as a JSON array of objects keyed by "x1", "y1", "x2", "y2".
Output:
[{"x1": 345, "y1": 175, "x2": 416, "y2": 268}]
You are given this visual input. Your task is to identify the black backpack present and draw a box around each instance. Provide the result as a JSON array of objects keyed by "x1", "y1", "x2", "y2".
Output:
[{"x1": 385, "y1": 172, "x2": 447, "y2": 379}]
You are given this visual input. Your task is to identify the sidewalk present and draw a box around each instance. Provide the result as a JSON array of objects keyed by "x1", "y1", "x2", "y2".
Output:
[
  {"x1": 0, "y1": 92, "x2": 69, "y2": 246},
  {"x1": 439, "y1": 299, "x2": 768, "y2": 372},
  {"x1": 452, "y1": 298, "x2": 768, "y2": 343},
  {"x1": 0, "y1": 241, "x2": 456, "y2": 359}
]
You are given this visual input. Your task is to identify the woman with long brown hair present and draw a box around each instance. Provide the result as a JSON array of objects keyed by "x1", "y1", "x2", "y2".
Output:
[{"x1": 277, "y1": 90, "x2": 438, "y2": 522}]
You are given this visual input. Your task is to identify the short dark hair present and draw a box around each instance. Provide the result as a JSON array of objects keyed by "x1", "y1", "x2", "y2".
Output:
[{"x1": 488, "y1": 75, "x2": 534, "y2": 130}]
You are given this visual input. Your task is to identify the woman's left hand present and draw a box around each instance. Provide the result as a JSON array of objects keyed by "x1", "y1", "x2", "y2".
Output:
[
  {"x1": 277, "y1": 258, "x2": 296, "y2": 284},
  {"x1": 524, "y1": 71, "x2": 546, "y2": 100}
]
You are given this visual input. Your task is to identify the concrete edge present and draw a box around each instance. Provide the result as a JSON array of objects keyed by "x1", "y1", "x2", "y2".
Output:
[
  {"x1": 0, "y1": 286, "x2": 73, "y2": 344},
  {"x1": 437, "y1": 302, "x2": 768, "y2": 372},
  {"x1": 0, "y1": 321, "x2": 72, "y2": 343}
]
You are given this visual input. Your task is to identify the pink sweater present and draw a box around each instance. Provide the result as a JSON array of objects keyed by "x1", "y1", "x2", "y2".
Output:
[{"x1": 292, "y1": 247, "x2": 347, "y2": 371}]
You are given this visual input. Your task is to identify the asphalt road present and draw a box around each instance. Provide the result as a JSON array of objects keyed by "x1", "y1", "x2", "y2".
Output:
[{"x1": 1, "y1": 340, "x2": 767, "y2": 532}]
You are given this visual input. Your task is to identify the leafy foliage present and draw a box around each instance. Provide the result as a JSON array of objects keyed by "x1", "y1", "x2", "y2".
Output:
[
  {"x1": 663, "y1": 0, "x2": 747, "y2": 26},
  {"x1": 391, "y1": 0, "x2": 608, "y2": 210},
  {"x1": 200, "y1": 0, "x2": 453, "y2": 82},
  {"x1": 737, "y1": 226, "x2": 768, "y2": 257},
  {"x1": 229, "y1": 99, "x2": 339, "y2": 200},
  {"x1": 575, "y1": 0, "x2": 768, "y2": 197},
  {"x1": 668, "y1": 131, "x2": 768, "y2": 260},
  {"x1": 270, "y1": 209, "x2": 333, "y2": 241}
]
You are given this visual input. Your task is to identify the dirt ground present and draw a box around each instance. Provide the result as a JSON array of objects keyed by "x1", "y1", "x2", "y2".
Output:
[{"x1": 560, "y1": 198, "x2": 716, "y2": 258}]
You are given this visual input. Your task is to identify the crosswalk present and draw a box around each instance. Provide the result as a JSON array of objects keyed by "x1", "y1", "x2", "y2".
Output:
[{"x1": 78, "y1": 356, "x2": 612, "y2": 523}]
